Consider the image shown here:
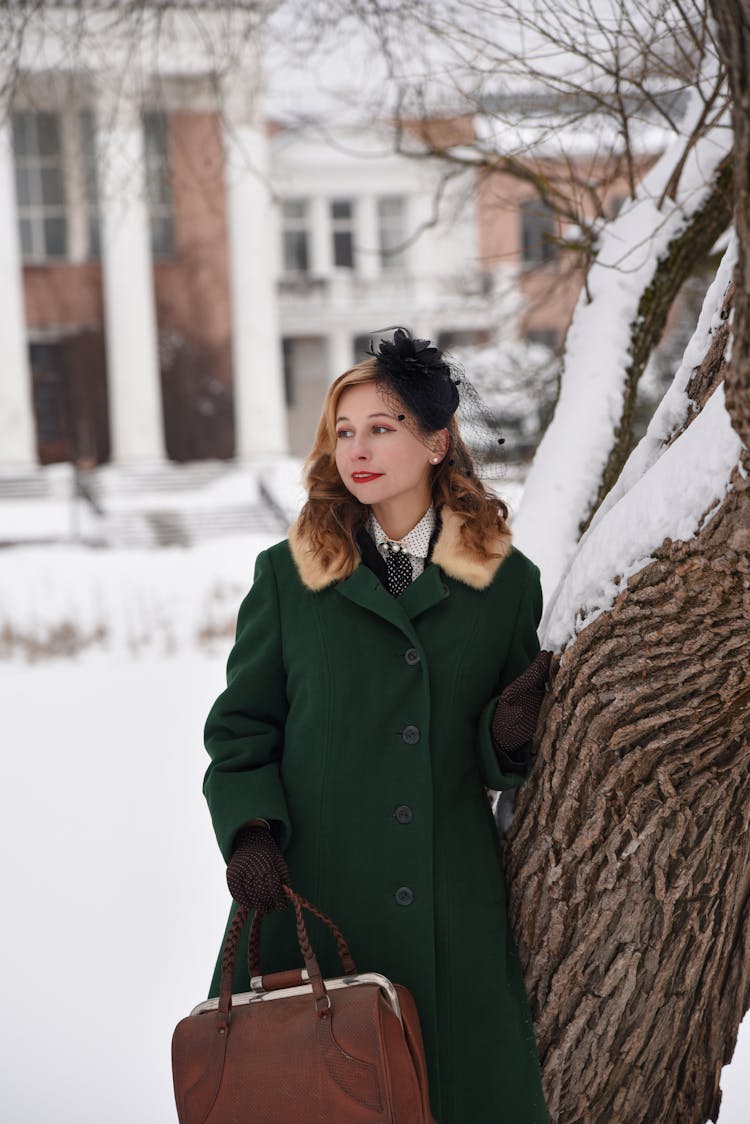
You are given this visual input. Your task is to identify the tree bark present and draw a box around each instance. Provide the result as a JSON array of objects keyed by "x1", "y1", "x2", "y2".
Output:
[
  {"x1": 679, "y1": 281, "x2": 735, "y2": 427},
  {"x1": 505, "y1": 5, "x2": 750, "y2": 1118},
  {"x1": 506, "y1": 450, "x2": 750, "y2": 1122}
]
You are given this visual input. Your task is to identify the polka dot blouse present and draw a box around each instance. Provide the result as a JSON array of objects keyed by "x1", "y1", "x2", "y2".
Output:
[{"x1": 368, "y1": 506, "x2": 437, "y2": 587}]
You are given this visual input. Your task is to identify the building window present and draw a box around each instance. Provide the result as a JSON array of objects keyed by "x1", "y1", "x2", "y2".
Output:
[
  {"x1": 377, "y1": 195, "x2": 407, "y2": 270},
  {"x1": 282, "y1": 199, "x2": 310, "y2": 273},
  {"x1": 330, "y1": 198, "x2": 354, "y2": 269},
  {"x1": 79, "y1": 111, "x2": 100, "y2": 259},
  {"x1": 12, "y1": 112, "x2": 68, "y2": 261},
  {"x1": 520, "y1": 198, "x2": 558, "y2": 266},
  {"x1": 143, "y1": 112, "x2": 175, "y2": 258}
]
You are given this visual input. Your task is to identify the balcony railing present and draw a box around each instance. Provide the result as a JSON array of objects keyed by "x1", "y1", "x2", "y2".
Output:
[{"x1": 277, "y1": 268, "x2": 508, "y2": 309}]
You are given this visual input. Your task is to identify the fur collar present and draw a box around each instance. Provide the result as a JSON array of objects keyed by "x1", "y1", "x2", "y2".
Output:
[{"x1": 288, "y1": 506, "x2": 512, "y2": 592}]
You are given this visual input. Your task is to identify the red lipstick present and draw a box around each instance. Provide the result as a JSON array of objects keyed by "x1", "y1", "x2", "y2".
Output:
[{"x1": 351, "y1": 472, "x2": 383, "y2": 483}]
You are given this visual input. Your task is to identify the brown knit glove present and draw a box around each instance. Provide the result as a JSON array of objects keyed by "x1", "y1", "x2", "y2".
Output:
[
  {"x1": 226, "y1": 825, "x2": 290, "y2": 913},
  {"x1": 492, "y1": 649, "x2": 552, "y2": 753}
]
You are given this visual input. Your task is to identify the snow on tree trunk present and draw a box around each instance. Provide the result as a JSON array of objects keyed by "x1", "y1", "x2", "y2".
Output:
[
  {"x1": 503, "y1": 13, "x2": 750, "y2": 1119},
  {"x1": 514, "y1": 65, "x2": 732, "y2": 603},
  {"x1": 541, "y1": 241, "x2": 741, "y2": 653},
  {"x1": 581, "y1": 238, "x2": 738, "y2": 542}
]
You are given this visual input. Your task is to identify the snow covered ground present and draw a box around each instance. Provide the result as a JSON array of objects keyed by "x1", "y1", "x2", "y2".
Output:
[
  {"x1": 1, "y1": 517, "x2": 748, "y2": 1122},
  {"x1": 1, "y1": 650, "x2": 230, "y2": 1124}
]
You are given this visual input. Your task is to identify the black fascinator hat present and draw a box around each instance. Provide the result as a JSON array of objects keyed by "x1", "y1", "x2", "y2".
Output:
[
  {"x1": 369, "y1": 328, "x2": 459, "y2": 432},
  {"x1": 367, "y1": 326, "x2": 506, "y2": 476}
]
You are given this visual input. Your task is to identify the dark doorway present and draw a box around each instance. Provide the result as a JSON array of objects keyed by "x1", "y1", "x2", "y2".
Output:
[
  {"x1": 30, "y1": 342, "x2": 70, "y2": 464},
  {"x1": 30, "y1": 332, "x2": 110, "y2": 465},
  {"x1": 159, "y1": 334, "x2": 235, "y2": 462}
]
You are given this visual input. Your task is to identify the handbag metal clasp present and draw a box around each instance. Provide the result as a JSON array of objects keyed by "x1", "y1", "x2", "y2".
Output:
[{"x1": 191, "y1": 972, "x2": 403, "y2": 1025}]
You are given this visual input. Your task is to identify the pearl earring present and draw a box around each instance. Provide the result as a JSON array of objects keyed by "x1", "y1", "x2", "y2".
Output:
[{"x1": 431, "y1": 457, "x2": 440, "y2": 464}]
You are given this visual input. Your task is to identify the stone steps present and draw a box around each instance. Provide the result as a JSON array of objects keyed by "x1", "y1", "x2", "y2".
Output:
[
  {"x1": 0, "y1": 464, "x2": 74, "y2": 500},
  {"x1": 102, "y1": 504, "x2": 285, "y2": 548},
  {"x1": 91, "y1": 461, "x2": 231, "y2": 497},
  {"x1": 0, "y1": 462, "x2": 289, "y2": 548}
]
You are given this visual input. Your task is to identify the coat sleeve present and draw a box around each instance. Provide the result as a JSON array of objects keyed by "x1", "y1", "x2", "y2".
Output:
[
  {"x1": 203, "y1": 549, "x2": 292, "y2": 862},
  {"x1": 475, "y1": 561, "x2": 543, "y2": 791}
]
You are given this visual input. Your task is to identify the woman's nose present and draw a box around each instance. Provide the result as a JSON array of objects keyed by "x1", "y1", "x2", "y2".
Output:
[{"x1": 349, "y1": 436, "x2": 370, "y2": 460}]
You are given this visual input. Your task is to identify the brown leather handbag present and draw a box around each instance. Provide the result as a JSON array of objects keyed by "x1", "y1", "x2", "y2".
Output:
[{"x1": 172, "y1": 886, "x2": 435, "y2": 1123}]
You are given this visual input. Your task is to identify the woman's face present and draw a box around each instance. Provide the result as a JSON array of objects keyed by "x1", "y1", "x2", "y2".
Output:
[{"x1": 334, "y1": 382, "x2": 443, "y2": 509}]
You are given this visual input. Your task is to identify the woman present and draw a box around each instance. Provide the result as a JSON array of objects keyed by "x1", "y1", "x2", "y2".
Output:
[{"x1": 203, "y1": 330, "x2": 550, "y2": 1123}]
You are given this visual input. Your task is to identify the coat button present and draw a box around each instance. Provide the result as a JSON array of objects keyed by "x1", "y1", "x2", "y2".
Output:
[
  {"x1": 395, "y1": 886, "x2": 414, "y2": 907},
  {"x1": 402, "y1": 725, "x2": 420, "y2": 744},
  {"x1": 394, "y1": 804, "x2": 413, "y2": 824},
  {"x1": 404, "y1": 648, "x2": 420, "y2": 666}
]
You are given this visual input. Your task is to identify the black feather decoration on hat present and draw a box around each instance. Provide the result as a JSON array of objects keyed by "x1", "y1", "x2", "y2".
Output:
[{"x1": 370, "y1": 328, "x2": 459, "y2": 431}]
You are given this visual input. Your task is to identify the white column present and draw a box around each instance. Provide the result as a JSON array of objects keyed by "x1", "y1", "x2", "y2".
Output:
[
  {"x1": 222, "y1": 76, "x2": 288, "y2": 459},
  {"x1": 0, "y1": 116, "x2": 36, "y2": 467},
  {"x1": 310, "y1": 195, "x2": 331, "y2": 277},
  {"x1": 96, "y1": 78, "x2": 165, "y2": 463},
  {"x1": 61, "y1": 106, "x2": 88, "y2": 264},
  {"x1": 328, "y1": 330, "x2": 353, "y2": 383},
  {"x1": 355, "y1": 195, "x2": 380, "y2": 280}
]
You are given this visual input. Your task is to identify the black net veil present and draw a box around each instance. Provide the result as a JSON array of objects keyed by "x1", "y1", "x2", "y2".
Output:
[{"x1": 366, "y1": 327, "x2": 507, "y2": 478}]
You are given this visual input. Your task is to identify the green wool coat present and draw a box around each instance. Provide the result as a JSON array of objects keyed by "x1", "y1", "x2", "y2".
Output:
[{"x1": 203, "y1": 506, "x2": 548, "y2": 1124}]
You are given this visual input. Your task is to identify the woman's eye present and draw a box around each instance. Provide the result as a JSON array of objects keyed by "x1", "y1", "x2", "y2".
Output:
[{"x1": 336, "y1": 425, "x2": 393, "y2": 439}]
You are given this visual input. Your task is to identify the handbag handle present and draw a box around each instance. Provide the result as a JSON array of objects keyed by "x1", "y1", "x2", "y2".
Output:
[
  {"x1": 248, "y1": 886, "x2": 357, "y2": 979},
  {"x1": 217, "y1": 886, "x2": 356, "y2": 1026}
]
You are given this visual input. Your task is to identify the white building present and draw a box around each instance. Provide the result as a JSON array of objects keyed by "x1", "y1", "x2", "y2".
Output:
[
  {"x1": 0, "y1": 5, "x2": 527, "y2": 484},
  {"x1": 1, "y1": 6, "x2": 285, "y2": 475},
  {"x1": 273, "y1": 124, "x2": 514, "y2": 454}
]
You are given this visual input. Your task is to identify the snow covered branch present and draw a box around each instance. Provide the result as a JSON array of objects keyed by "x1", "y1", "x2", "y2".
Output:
[
  {"x1": 515, "y1": 73, "x2": 733, "y2": 601},
  {"x1": 541, "y1": 235, "x2": 742, "y2": 652}
]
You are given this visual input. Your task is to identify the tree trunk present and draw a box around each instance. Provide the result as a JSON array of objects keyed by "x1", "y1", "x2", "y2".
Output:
[
  {"x1": 505, "y1": 5, "x2": 750, "y2": 1119},
  {"x1": 506, "y1": 455, "x2": 750, "y2": 1122}
]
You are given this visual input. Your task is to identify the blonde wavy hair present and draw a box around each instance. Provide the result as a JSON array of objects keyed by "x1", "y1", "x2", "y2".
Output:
[{"x1": 296, "y1": 358, "x2": 510, "y2": 576}]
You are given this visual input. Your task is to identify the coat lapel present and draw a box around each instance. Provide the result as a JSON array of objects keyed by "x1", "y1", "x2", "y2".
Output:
[
  {"x1": 336, "y1": 558, "x2": 450, "y2": 637},
  {"x1": 399, "y1": 563, "x2": 450, "y2": 619},
  {"x1": 336, "y1": 563, "x2": 418, "y2": 638}
]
